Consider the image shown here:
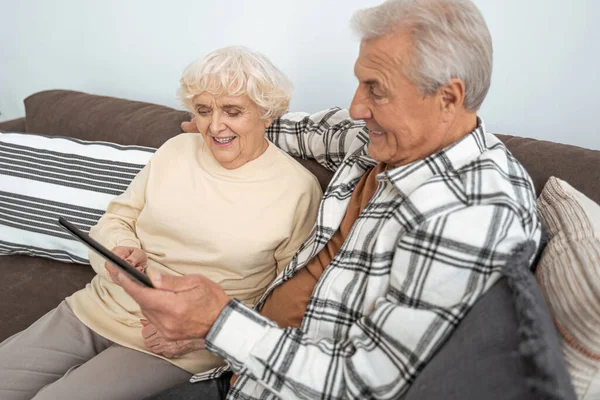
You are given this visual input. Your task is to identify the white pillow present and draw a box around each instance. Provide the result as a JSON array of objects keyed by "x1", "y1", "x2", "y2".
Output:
[
  {"x1": 537, "y1": 177, "x2": 600, "y2": 399},
  {"x1": 0, "y1": 132, "x2": 155, "y2": 264}
]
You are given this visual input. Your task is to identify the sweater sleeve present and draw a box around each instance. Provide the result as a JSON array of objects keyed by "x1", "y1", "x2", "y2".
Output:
[
  {"x1": 273, "y1": 177, "x2": 322, "y2": 275},
  {"x1": 87, "y1": 162, "x2": 151, "y2": 277}
]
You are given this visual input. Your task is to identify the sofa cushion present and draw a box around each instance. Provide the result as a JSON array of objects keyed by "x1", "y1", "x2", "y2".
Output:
[
  {"x1": 0, "y1": 131, "x2": 154, "y2": 263},
  {"x1": 24, "y1": 90, "x2": 189, "y2": 148},
  {"x1": 0, "y1": 254, "x2": 95, "y2": 342},
  {"x1": 402, "y1": 241, "x2": 575, "y2": 400},
  {"x1": 536, "y1": 177, "x2": 600, "y2": 399},
  {"x1": 497, "y1": 134, "x2": 600, "y2": 205},
  {"x1": 23, "y1": 90, "x2": 334, "y2": 192}
]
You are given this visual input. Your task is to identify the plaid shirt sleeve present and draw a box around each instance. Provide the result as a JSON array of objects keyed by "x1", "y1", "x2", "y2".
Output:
[
  {"x1": 266, "y1": 108, "x2": 369, "y2": 172},
  {"x1": 205, "y1": 202, "x2": 531, "y2": 399}
]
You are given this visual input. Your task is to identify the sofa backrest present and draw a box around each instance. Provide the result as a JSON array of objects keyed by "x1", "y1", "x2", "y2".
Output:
[
  {"x1": 497, "y1": 134, "x2": 600, "y2": 204},
  {"x1": 24, "y1": 90, "x2": 190, "y2": 149},
  {"x1": 16, "y1": 90, "x2": 600, "y2": 203}
]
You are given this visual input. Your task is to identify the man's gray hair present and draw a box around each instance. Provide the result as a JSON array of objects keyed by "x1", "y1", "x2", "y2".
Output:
[{"x1": 351, "y1": 0, "x2": 492, "y2": 111}]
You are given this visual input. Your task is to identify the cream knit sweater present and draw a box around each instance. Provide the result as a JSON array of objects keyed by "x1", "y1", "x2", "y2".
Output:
[{"x1": 66, "y1": 133, "x2": 322, "y2": 374}]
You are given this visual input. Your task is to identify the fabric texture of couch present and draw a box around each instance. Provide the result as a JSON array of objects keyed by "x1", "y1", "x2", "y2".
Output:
[{"x1": 2, "y1": 89, "x2": 596, "y2": 399}]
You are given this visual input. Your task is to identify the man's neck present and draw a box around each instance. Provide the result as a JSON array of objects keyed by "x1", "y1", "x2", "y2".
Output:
[{"x1": 443, "y1": 112, "x2": 479, "y2": 149}]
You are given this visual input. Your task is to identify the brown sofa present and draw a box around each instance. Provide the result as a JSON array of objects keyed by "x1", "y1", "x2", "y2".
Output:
[{"x1": 1, "y1": 89, "x2": 598, "y2": 398}]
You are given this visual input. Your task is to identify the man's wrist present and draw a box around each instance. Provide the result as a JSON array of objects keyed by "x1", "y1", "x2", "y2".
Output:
[
  {"x1": 213, "y1": 297, "x2": 231, "y2": 322},
  {"x1": 205, "y1": 299, "x2": 275, "y2": 368}
]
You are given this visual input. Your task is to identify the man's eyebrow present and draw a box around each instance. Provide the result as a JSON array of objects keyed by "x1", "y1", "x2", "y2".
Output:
[{"x1": 364, "y1": 80, "x2": 380, "y2": 87}]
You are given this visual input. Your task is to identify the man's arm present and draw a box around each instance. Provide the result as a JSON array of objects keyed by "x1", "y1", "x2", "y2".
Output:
[
  {"x1": 182, "y1": 108, "x2": 369, "y2": 172},
  {"x1": 266, "y1": 108, "x2": 369, "y2": 172},
  {"x1": 204, "y1": 204, "x2": 538, "y2": 399}
]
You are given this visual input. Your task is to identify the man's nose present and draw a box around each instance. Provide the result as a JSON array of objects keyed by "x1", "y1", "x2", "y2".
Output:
[{"x1": 349, "y1": 89, "x2": 371, "y2": 121}]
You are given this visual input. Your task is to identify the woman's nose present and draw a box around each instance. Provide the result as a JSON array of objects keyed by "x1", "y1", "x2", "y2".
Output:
[{"x1": 209, "y1": 112, "x2": 226, "y2": 134}]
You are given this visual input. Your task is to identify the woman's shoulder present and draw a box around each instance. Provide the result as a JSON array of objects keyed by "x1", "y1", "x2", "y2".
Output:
[
  {"x1": 153, "y1": 133, "x2": 203, "y2": 157},
  {"x1": 159, "y1": 133, "x2": 203, "y2": 149},
  {"x1": 269, "y1": 144, "x2": 322, "y2": 193}
]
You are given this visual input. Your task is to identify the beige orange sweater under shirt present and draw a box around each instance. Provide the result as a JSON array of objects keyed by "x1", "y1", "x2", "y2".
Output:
[{"x1": 66, "y1": 133, "x2": 322, "y2": 374}]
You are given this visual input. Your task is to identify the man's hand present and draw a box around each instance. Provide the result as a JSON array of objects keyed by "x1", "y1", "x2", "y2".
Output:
[
  {"x1": 141, "y1": 319, "x2": 205, "y2": 358},
  {"x1": 117, "y1": 270, "x2": 231, "y2": 341},
  {"x1": 106, "y1": 246, "x2": 147, "y2": 286},
  {"x1": 181, "y1": 117, "x2": 199, "y2": 133}
]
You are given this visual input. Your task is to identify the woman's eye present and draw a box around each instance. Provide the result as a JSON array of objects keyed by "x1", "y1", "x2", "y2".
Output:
[
  {"x1": 197, "y1": 109, "x2": 211, "y2": 116},
  {"x1": 226, "y1": 111, "x2": 241, "y2": 117}
]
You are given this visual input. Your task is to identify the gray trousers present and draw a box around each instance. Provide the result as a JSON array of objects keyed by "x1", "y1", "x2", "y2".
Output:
[{"x1": 0, "y1": 301, "x2": 192, "y2": 400}]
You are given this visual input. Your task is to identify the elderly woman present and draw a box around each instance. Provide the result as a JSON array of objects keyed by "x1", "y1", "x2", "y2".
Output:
[{"x1": 0, "y1": 46, "x2": 322, "y2": 400}]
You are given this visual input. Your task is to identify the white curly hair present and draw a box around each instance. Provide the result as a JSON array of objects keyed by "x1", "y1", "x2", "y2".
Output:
[{"x1": 178, "y1": 46, "x2": 293, "y2": 119}]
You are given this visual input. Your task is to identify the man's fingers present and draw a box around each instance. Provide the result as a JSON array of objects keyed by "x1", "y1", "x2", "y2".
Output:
[
  {"x1": 145, "y1": 336, "x2": 161, "y2": 348},
  {"x1": 119, "y1": 271, "x2": 179, "y2": 315},
  {"x1": 148, "y1": 270, "x2": 201, "y2": 292},
  {"x1": 118, "y1": 270, "x2": 150, "y2": 302},
  {"x1": 141, "y1": 323, "x2": 158, "y2": 339}
]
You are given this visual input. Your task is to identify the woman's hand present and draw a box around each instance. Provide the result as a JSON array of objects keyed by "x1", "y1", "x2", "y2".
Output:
[
  {"x1": 105, "y1": 246, "x2": 148, "y2": 286},
  {"x1": 141, "y1": 319, "x2": 205, "y2": 358}
]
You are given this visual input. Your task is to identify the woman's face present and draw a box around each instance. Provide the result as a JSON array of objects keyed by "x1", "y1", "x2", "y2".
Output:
[{"x1": 193, "y1": 93, "x2": 272, "y2": 169}]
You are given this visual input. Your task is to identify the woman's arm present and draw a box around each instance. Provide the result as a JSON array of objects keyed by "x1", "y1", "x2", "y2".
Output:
[
  {"x1": 273, "y1": 177, "x2": 323, "y2": 274},
  {"x1": 88, "y1": 163, "x2": 151, "y2": 277}
]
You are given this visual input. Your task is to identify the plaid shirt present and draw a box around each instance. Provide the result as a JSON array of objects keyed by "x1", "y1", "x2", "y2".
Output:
[{"x1": 192, "y1": 108, "x2": 542, "y2": 399}]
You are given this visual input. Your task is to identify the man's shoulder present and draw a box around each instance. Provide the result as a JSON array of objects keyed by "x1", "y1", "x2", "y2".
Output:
[
  {"x1": 456, "y1": 133, "x2": 537, "y2": 210},
  {"x1": 406, "y1": 133, "x2": 537, "y2": 223}
]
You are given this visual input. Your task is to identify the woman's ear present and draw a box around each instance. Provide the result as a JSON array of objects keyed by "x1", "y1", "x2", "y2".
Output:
[{"x1": 263, "y1": 117, "x2": 274, "y2": 129}]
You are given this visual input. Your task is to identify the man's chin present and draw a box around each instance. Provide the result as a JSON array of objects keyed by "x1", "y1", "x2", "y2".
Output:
[{"x1": 367, "y1": 144, "x2": 387, "y2": 163}]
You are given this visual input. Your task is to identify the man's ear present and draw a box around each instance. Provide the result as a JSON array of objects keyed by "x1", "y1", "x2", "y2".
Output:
[
  {"x1": 263, "y1": 117, "x2": 274, "y2": 129},
  {"x1": 439, "y1": 78, "x2": 466, "y2": 120}
]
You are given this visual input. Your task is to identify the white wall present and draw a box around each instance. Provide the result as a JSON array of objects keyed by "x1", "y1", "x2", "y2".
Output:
[{"x1": 1, "y1": 0, "x2": 598, "y2": 150}]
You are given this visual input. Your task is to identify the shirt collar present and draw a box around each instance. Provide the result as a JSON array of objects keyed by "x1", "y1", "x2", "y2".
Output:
[{"x1": 377, "y1": 118, "x2": 488, "y2": 195}]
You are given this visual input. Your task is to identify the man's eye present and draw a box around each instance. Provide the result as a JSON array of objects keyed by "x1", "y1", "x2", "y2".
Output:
[{"x1": 369, "y1": 86, "x2": 383, "y2": 100}]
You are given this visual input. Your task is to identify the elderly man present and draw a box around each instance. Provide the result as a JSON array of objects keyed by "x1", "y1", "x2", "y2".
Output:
[{"x1": 116, "y1": 0, "x2": 541, "y2": 398}]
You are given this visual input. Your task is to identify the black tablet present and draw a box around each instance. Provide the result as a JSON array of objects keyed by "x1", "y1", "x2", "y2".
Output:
[{"x1": 57, "y1": 216, "x2": 154, "y2": 288}]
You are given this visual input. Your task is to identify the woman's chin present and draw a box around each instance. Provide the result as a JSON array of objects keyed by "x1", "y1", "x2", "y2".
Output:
[{"x1": 212, "y1": 153, "x2": 241, "y2": 169}]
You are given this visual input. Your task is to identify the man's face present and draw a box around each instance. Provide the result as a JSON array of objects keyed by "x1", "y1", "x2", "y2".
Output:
[{"x1": 350, "y1": 33, "x2": 450, "y2": 167}]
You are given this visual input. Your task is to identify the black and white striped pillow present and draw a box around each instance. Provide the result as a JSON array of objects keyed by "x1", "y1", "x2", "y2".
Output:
[{"x1": 0, "y1": 132, "x2": 155, "y2": 264}]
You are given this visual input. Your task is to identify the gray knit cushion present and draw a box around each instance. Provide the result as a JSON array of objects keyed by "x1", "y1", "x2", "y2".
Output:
[{"x1": 402, "y1": 241, "x2": 575, "y2": 400}]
